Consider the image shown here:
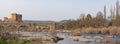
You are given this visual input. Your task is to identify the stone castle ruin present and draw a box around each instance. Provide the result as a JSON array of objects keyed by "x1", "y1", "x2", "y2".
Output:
[{"x1": 3, "y1": 13, "x2": 22, "y2": 23}]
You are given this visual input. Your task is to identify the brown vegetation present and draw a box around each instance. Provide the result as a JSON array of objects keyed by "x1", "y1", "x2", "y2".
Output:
[
  {"x1": 62, "y1": 13, "x2": 120, "y2": 35},
  {"x1": 0, "y1": 31, "x2": 21, "y2": 40},
  {"x1": 71, "y1": 27, "x2": 120, "y2": 35},
  {"x1": 63, "y1": 14, "x2": 107, "y2": 30}
]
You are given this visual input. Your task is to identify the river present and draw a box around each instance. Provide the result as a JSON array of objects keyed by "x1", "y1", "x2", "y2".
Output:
[
  {"x1": 11, "y1": 31, "x2": 120, "y2": 44},
  {"x1": 55, "y1": 32, "x2": 120, "y2": 44}
]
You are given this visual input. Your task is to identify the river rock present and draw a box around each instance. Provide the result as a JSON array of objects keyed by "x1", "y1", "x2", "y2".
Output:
[{"x1": 69, "y1": 36, "x2": 94, "y2": 42}]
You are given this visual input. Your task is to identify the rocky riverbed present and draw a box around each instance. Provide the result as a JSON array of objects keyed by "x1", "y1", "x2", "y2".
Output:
[{"x1": 9, "y1": 31, "x2": 120, "y2": 44}]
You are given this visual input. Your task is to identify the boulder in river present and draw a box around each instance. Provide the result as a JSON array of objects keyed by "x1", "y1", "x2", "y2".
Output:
[{"x1": 51, "y1": 36, "x2": 64, "y2": 43}]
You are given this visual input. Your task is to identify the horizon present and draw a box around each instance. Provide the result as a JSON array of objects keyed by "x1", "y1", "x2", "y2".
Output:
[{"x1": 0, "y1": 0, "x2": 119, "y2": 21}]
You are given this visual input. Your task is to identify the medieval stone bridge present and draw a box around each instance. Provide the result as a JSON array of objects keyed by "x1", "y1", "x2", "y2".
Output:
[{"x1": 0, "y1": 22, "x2": 57, "y2": 34}]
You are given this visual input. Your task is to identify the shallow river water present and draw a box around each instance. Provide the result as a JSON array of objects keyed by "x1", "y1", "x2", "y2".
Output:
[
  {"x1": 54, "y1": 32, "x2": 120, "y2": 44},
  {"x1": 12, "y1": 31, "x2": 120, "y2": 44}
]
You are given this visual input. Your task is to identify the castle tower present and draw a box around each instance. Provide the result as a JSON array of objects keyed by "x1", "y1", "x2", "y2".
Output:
[
  {"x1": 17, "y1": 14, "x2": 22, "y2": 22},
  {"x1": 11, "y1": 13, "x2": 17, "y2": 22},
  {"x1": 11, "y1": 13, "x2": 23, "y2": 23},
  {"x1": 4, "y1": 17, "x2": 9, "y2": 22}
]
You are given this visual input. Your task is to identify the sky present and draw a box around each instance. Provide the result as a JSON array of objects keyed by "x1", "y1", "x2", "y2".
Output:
[{"x1": 0, "y1": 0, "x2": 119, "y2": 21}]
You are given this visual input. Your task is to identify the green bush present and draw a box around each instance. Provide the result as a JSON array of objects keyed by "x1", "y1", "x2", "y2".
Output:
[{"x1": 0, "y1": 39, "x2": 32, "y2": 44}]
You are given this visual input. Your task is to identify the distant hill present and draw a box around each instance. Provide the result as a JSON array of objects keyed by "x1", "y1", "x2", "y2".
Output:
[
  {"x1": 23, "y1": 20, "x2": 56, "y2": 23},
  {"x1": 59, "y1": 20, "x2": 68, "y2": 23},
  {"x1": 23, "y1": 20, "x2": 68, "y2": 23}
]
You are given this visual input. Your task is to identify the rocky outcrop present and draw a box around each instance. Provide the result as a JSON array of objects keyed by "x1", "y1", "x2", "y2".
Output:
[
  {"x1": 51, "y1": 36, "x2": 64, "y2": 43},
  {"x1": 10, "y1": 31, "x2": 64, "y2": 43}
]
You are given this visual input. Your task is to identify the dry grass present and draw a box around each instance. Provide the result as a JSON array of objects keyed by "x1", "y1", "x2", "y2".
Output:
[{"x1": 73, "y1": 26, "x2": 120, "y2": 35}]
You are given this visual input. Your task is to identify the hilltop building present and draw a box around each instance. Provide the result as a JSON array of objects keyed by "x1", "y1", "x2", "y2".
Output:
[
  {"x1": 3, "y1": 17, "x2": 9, "y2": 22},
  {"x1": 4, "y1": 13, "x2": 23, "y2": 23}
]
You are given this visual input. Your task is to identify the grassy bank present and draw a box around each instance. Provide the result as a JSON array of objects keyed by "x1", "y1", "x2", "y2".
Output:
[
  {"x1": 0, "y1": 31, "x2": 33, "y2": 44},
  {"x1": 0, "y1": 39, "x2": 32, "y2": 44}
]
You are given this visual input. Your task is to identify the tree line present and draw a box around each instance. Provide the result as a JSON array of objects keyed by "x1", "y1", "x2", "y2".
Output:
[{"x1": 62, "y1": 12, "x2": 120, "y2": 30}]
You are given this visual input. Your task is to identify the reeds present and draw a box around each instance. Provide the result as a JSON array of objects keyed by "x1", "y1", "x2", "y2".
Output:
[{"x1": 74, "y1": 27, "x2": 120, "y2": 35}]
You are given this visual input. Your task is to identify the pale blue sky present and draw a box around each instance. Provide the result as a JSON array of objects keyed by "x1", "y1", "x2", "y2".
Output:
[{"x1": 0, "y1": 0, "x2": 118, "y2": 21}]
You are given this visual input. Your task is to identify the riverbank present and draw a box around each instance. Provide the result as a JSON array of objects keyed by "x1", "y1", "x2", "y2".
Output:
[
  {"x1": 61, "y1": 26, "x2": 120, "y2": 36},
  {"x1": 1, "y1": 31, "x2": 120, "y2": 44}
]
